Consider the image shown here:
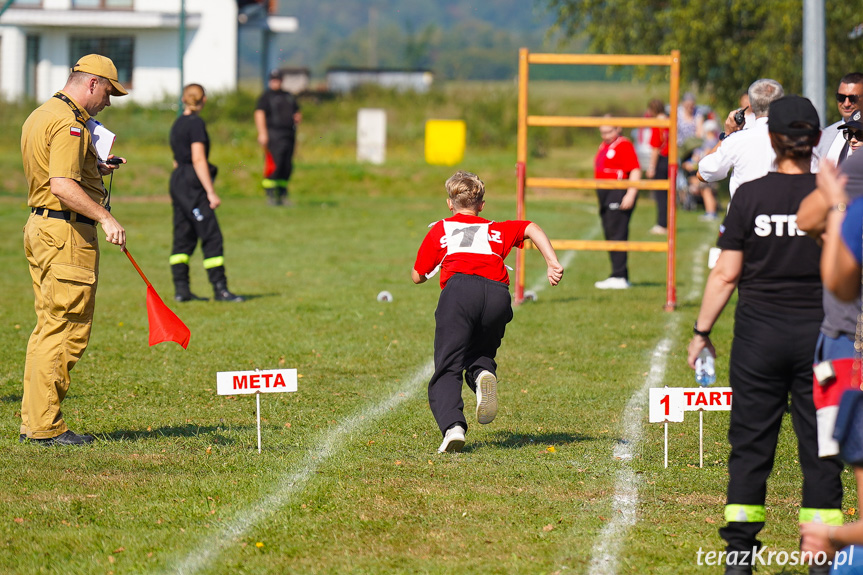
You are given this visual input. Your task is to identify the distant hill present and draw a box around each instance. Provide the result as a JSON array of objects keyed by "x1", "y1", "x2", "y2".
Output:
[{"x1": 253, "y1": 0, "x2": 592, "y2": 81}]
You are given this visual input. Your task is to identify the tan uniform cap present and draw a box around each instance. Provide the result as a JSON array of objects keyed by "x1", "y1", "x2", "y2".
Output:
[{"x1": 72, "y1": 54, "x2": 128, "y2": 96}]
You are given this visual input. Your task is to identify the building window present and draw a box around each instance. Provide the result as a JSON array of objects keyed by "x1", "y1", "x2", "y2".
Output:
[
  {"x1": 72, "y1": 0, "x2": 133, "y2": 8},
  {"x1": 70, "y1": 36, "x2": 133, "y2": 88},
  {"x1": 25, "y1": 34, "x2": 39, "y2": 98},
  {"x1": 12, "y1": 0, "x2": 42, "y2": 6}
]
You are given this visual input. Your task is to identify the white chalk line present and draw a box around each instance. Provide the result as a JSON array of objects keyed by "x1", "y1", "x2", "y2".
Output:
[
  {"x1": 166, "y1": 245, "x2": 583, "y2": 574},
  {"x1": 168, "y1": 359, "x2": 433, "y2": 575},
  {"x1": 584, "y1": 239, "x2": 710, "y2": 575}
]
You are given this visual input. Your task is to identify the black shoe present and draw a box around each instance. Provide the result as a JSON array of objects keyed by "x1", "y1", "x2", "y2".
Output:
[
  {"x1": 19, "y1": 434, "x2": 25, "y2": 443},
  {"x1": 277, "y1": 188, "x2": 293, "y2": 207},
  {"x1": 213, "y1": 282, "x2": 244, "y2": 302},
  {"x1": 174, "y1": 291, "x2": 208, "y2": 302},
  {"x1": 30, "y1": 430, "x2": 95, "y2": 446}
]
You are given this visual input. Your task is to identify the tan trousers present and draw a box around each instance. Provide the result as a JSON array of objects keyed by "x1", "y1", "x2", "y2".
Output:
[{"x1": 21, "y1": 212, "x2": 99, "y2": 439}]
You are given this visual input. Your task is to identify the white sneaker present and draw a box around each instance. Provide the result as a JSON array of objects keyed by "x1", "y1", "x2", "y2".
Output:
[
  {"x1": 476, "y1": 370, "x2": 498, "y2": 424},
  {"x1": 649, "y1": 225, "x2": 668, "y2": 235},
  {"x1": 438, "y1": 424, "x2": 466, "y2": 453},
  {"x1": 594, "y1": 277, "x2": 631, "y2": 290}
]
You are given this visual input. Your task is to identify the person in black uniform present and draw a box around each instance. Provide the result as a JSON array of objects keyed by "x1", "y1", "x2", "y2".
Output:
[
  {"x1": 254, "y1": 69, "x2": 301, "y2": 206},
  {"x1": 169, "y1": 83, "x2": 243, "y2": 303},
  {"x1": 687, "y1": 96, "x2": 843, "y2": 575}
]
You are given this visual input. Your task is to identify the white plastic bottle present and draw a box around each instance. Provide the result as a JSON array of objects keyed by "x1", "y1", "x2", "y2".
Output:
[{"x1": 695, "y1": 348, "x2": 716, "y2": 386}]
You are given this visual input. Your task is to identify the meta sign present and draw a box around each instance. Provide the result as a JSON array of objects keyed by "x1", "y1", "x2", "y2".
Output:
[
  {"x1": 216, "y1": 369, "x2": 298, "y2": 396},
  {"x1": 649, "y1": 387, "x2": 733, "y2": 423}
]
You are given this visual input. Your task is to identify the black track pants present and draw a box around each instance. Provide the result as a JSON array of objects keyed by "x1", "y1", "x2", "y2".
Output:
[
  {"x1": 597, "y1": 188, "x2": 634, "y2": 280},
  {"x1": 720, "y1": 302, "x2": 843, "y2": 553},
  {"x1": 427, "y1": 274, "x2": 513, "y2": 435}
]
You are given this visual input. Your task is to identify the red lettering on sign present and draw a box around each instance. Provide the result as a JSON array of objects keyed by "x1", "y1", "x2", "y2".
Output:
[
  {"x1": 710, "y1": 391, "x2": 721, "y2": 405},
  {"x1": 250, "y1": 374, "x2": 260, "y2": 389},
  {"x1": 684, "y1": 391, "x2": 695, "y2": 405},
  {"x1": 262, "y1": 373, "x2": 272, "y2": 387},
  {"x1": 274, "y1": 373, "x2": 286, "y2": 387},
  {"x1": 233, "y1": 375, "x2": 248, "y2": 389},
  {"x1": 724, "y1": 391, "x2": 733, "y2": 405},
  {"x1": 694, "y1": 393, "x2": 708, "y2": 406}
]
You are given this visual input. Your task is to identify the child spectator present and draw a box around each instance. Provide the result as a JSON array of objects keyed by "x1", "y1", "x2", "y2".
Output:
[
  {"x1": 412, "y1": 170, "x2": 564, "y2": 453},
  {"x1": 593, "y1": 122, "x2": 641, "y2": 289}
]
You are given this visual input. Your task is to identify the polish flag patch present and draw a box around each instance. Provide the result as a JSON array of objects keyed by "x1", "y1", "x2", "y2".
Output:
[{"x1": 70, "y1": 126, "x2": 82, "y2": 137}]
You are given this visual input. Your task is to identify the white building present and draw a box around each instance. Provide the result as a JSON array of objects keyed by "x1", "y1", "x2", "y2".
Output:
[{"x1": 0, "y1": 0, "x2": 297, "y2": 104}]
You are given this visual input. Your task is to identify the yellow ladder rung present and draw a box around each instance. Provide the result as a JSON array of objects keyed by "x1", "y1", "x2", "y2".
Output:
[
  {"x1": 525, "y1": 239, "x2": 669, "y2": 253},
  {"x1": 527, "y1": 116, "x2": 671, "y2": 129},
  {"x1": 526, "y1": 177, "x2": 670, "y2": 191},
  {"x1": 526, "y1": 53, "x2": 675, "y2": 66}
]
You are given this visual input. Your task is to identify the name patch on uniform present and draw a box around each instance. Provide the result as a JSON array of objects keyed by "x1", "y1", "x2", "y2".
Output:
[{"x1": 70, "y1": 126, "x2": 82, "y2": 137}]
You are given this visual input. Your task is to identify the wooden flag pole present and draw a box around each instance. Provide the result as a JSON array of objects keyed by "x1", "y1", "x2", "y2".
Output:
[{"x1": 123, "y1": 248, "x2": 152, "y2": 287}]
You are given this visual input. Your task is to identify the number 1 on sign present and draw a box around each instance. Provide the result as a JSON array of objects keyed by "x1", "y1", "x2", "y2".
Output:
[{"x1": 649, "y1": 387, "x2": 684, "y2": 423}]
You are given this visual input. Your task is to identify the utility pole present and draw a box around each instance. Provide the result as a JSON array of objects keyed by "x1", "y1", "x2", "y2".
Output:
[
  {"x1": 803, "y1": 0, "x2": 826, "y2": 125},
  {"x1": 178, "y1": 0, "x2": 185, "y2": 115}
]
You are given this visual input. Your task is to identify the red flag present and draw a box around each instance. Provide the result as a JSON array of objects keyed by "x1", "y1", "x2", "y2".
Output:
[
  {"x1": 264, "y1": 149, "x2": 276, "y2": 178},
  {"x1": 146, "y1": 285, "x2": 191, "y2": 349},
  {"x1": 124, "y1": 248, "x2": 191, "y2": 349}
]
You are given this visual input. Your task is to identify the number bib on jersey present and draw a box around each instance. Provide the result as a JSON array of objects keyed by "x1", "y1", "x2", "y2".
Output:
[{"x1": 443, "y1": 221, "x2": 494, "y2": 256}]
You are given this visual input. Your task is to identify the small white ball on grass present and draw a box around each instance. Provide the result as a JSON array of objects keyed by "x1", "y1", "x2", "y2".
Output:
[
  {"x1": 524, "y1": 290, "x2": 538, "y2": 302},
  {"x1": 377, "y1": 291, "x2": 393, "y2": 302}
]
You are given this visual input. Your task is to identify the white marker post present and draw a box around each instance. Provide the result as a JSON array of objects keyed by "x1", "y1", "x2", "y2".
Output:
[
  {"x1": 649, "y1": 387, "x2": 733, "y2": 467},
  {"x1": 217, "y1": 369, "x2": 298, "y2": 453},
  {"x1": 357, "y1": 108, "x2": 386, "y2": 165},
  {"x1": 649, "y1": 387, "x2": 684, "y2": 468}
]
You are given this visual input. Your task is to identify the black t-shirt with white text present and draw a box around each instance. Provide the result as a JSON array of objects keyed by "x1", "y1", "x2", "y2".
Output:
[{"x1": 717, "y1": 172, "x2": 823, "y2": 318}]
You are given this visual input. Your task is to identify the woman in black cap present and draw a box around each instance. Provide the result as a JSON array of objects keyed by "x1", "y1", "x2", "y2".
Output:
[
  {"x1": 838, "y1": 110, "x2": 863, "y2": 163},
  {"x1": 686, "y1": 96, "x2": 843, "y2": 575}
]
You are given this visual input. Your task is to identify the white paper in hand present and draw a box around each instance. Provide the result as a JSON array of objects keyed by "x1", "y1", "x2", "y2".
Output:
[{"x1": 86, "y1": 119, "x2": 116, "y2": 161}]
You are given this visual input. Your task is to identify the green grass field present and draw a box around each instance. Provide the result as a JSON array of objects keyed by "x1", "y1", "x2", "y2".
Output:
[{"x1": 0, "y1": 82, "x2": 855, "y2": 574}]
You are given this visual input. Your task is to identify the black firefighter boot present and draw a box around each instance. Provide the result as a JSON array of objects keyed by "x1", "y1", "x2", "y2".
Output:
[
  {"x1": 277, "y1": 186, "x2": 292, "y2": 207},
  {"x1": 213, "y1": 280, "x2": 246, "y2": 302},
  {"x1": 172, "y1": 263, "x2": 208, "y2": 302},
  {"x1": 208, "y1": 265, "x2": 244, "y2": 302},
  {"x1": 266, "y1": 187, "x2": 278, "y2": 206},
  {"x1": 213, "y1": 280, "x2": 244, "y2": 302}
]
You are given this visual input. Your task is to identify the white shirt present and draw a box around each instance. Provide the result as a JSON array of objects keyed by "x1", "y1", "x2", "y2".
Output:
[
  {"x1": 816, "y1": 119, "x2": 845, "y2": 165},
  {"x1": 697, "y1": 116, "x2": 774, "y2": 199}
]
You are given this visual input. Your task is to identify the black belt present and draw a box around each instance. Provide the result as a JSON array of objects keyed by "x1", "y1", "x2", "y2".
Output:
[{"x1": 31, "y1": 207, "x2": 96, "y2": 226}]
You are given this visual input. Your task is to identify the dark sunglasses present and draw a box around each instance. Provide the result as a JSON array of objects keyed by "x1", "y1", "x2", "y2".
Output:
[
  {"x1": 843, "y1": 129, "x2": 863, "y2": 141},
  {"x1": 836, "y1": 93, "x2": 861, "y2": 104}
]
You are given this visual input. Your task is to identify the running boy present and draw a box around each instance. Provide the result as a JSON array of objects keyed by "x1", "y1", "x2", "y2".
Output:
[{"x1": 412, "y1": 170, "x2": 564, "y2": 453}]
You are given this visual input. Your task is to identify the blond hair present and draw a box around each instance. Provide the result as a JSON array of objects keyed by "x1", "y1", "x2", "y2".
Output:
[
  {"x1": 182, "y1": 83, "x2": 206, "y2": 112},
  {"x1": 445, "y1": 170, "x2": 485, "y2": 209}
]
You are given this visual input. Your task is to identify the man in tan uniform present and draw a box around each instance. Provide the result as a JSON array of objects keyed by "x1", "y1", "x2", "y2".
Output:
[{"x1": 20, "y1": 54, "x2": 128, "y2": 445}]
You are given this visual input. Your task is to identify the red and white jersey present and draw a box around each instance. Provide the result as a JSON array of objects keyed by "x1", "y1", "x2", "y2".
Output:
[
  {"x1": 413, "y1": 213, "x2": 530, "y2": 288},
  {"x1": 594, "y1": 136, "x2": 640, "y2": 180}
]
